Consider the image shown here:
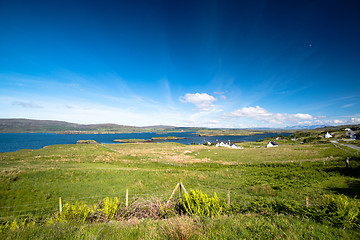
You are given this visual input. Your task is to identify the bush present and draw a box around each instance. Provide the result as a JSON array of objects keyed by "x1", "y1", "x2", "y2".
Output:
[
  {"x1": 181, "y1": 189, "x2": 224, "y2": 218},
  {"x1": 234, "y1": 194, "x2": 360, "y2": 229},
  {"x1": 57, "y1": 201, "x2": 92, "y2": 223},
  {"x1": 314, "y1": 194, "x2": 360, "y2": 229},
  {"x1": 100, "y1": 197, "x2": 119, "y2": 220},
  {"x1": 0, "y1": 218, "x2": 35, "y2": 233},
  {"x1": 303, "y1": 137, "x2": 321, "y2": 143}
]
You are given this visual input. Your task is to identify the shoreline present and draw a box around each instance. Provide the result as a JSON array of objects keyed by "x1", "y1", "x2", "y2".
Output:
[{"x1": 0, "y1": 132, "x2": 292, "y2": 153}]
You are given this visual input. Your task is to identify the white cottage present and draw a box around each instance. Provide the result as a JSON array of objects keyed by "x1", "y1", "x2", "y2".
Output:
[
  {"x1": 216, "y1": 141, "x2": 243, "y2": 149},
  {"x1": 267, "y1": 141, "x2": 278, "y2": 148},
  {"x1": 346, "y1": 129, "x2": 356, "y2": 139},
  {"x1": 324, "y1": 132, "x2": 333, "y2": 138}
]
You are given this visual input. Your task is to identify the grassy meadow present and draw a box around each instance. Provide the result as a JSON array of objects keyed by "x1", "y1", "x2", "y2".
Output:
[{"x1": 0, "y1": 140, "x2": 359, "y2": 239}]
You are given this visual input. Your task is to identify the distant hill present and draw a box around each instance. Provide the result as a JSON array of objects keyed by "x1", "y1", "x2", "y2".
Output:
[
  {"x1": 283, "y1": 125, "x2": 326, "y2": 130},
  {"x1": 1, "y1": 118, "x2": 358, "y2": 134},
  {"x1": 311, "y1": 124, "x2": 360, "y2": 132},
  {"x1": 285, "y1": 124, "x2": 360, "y2": 132},
  {"x1": 0, "y1": 119, "x2": 171, "y2": 133}
]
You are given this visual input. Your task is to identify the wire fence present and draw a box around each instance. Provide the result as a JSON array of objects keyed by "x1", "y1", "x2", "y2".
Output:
[
  {"x1": 1, "y1": 152, "x2": 356, "y2": 221},
  {"x1": 0, "y1": 180, "x2": 315, "y2": 221},
  {"x1": 332, "y1": 142, "x2": 359, "y2": 155}
]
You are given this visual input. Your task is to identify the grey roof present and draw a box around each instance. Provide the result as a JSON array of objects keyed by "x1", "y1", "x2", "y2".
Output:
[{"x1": 346, "y1": 129, "x2": 356, "y2": 135}]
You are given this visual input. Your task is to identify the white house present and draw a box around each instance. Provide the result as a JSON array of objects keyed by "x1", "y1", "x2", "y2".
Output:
[
  {"x1": 267, "y1": 141, "x2": 278, "y2": 148},
  {"x1": 324, "y1": 132, "x2": 333, "y2": 138},
  {"x1": 346, "y1": 129, "x2": 356, "y2": 139},
  {"x1": 215, "y1": 141, "x2": 243, "y2": 149},
  {"x1": 230, "y1": 144, "x2": 243, "y2": 149}
]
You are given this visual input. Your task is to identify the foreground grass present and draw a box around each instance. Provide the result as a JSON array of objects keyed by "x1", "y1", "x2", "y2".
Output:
[
  {"x1": 0, "y1": 143, "x2": 358, "y2": 209},
  {"x1": 1, "y1": 214, "x2": 359, "y2": 240},
  {"x1": 0, "y1": 142, "x2": 359, "y2": 238}
]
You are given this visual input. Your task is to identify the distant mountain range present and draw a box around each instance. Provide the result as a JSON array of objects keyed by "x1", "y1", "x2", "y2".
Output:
[
  {"x1": 283, "y1": 125, "x2": 327, "y2": 130},
  {"x1": 0, "y1": 118, "x2": 179, "y2": 133},
  {"x1": 0, "y1": 118, "x2": 358, "y2": 133}
]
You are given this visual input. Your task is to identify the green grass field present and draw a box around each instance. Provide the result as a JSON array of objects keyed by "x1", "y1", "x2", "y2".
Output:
[{"x1": 0, "y1": 141, "x2": 359, "y2": 238}]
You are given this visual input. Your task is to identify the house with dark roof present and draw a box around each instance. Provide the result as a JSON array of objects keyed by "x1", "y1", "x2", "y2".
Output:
[
  {"x1": 267, "y1": 141, "x2": 278, "y2": 148},
  {"x1": 345, "y1": 128, "x2": 356, "y2": 139}
]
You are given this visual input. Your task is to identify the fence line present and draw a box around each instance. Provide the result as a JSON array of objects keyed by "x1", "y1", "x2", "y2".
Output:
[
  {"x1": 1, "y1": 156, "x2": 349, "y2": 220},
  {"x1": 0, "y1": 181, "x2": 316, "y2": 220},
  {"x1": 0, "y1": 199, "x2": 58, "y2": 209},
  {"x1": 332, "y1": 142, "x2": 357, "y2": 155}
]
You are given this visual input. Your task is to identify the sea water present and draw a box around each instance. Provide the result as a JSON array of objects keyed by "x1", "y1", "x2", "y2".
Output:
[{"x1": 0, "y1": 132, "x2": 291, "y2": 152}]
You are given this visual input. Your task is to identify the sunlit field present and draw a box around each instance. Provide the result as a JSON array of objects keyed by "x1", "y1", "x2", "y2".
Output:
[{"x1": 0, "y1": 141, "x2": 359, "y2": 238}]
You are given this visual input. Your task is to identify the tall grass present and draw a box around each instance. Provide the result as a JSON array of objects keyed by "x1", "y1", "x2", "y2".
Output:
[
  {"x1": 1, "y1": 214, "x2": 359, "y2": 239},
  {"x1": 0, "y1": 142, "x2": 359, "y2": 238}
]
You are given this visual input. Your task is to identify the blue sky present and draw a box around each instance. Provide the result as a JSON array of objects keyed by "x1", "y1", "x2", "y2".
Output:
[{"x1": 1, "y1": 0, "x2": 359, "y2": 128}]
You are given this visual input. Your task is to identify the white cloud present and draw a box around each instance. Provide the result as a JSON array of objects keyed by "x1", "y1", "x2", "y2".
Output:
[
  {"x1": 224, "y1": 106, "x2": 314, "y2": 125},
  {"x1": 352, "y1": 118, "x2": 360, "y2": 123},
  {"x1": 333, "y1": 119, "x2": 344, "y2": 124},
  {"x1": 343, "y1": 103, "x2": 356, "y2": 108},
  {"x1": 179, "y1": 93, "x2": 217, "y2": 111},
  {"x1": 12, "y1": 101, "x2": 43, "y2": 108},
  {"x1": 294, "y1": 113, "x2": 313, "y2": 120},
  {"x1": 208, "y1": 120, "x2": 220, "y2": 124},
  {"x1": 213, "y1": 92, "x2": 227, "y2": 100},
  {"x1": 226, "y1": 106, "x2": 272, "y2": 119}
]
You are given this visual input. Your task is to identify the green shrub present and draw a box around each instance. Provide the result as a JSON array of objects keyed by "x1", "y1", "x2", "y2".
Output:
[
  {"x1": 181, "y1": 189, "x2": 224, "y2": 218},
  {"x1": 229, "y1": 194, "x2": 360, "y2": 229},
  {"x1": 159, "y1": 203, "x2": 177, "y2": 219},
  {"x1": 240, "y1": 197, "x2": 301, "y2": 215},
  {"x1": 101, "y1": 197, "x2": 119, "y2": 220},
  {"x1": 314, "y1": 194, "x2": 360, "y2": 229},
  {"x1": 0, "y1": 218, "x2": 31, "y2": 232},
  {"x1": 57, "y1": 201, "x2": 91, "y2": 223},
  {"x1": 303, "y1": 137, "x2": 321, "y2": 143}
]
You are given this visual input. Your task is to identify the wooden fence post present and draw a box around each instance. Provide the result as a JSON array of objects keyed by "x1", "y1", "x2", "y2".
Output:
[
  {"x1": 167, "y1": 183, "x2": 180, "y2": 204},
  {"x1": 227, "y1": 190, "x2": 230, "y2": 207},
  {"x1": 180, "y1": 182, "x2": 188, "y2": 194},
  {"x1": 126, "y1": 188, "x2": 129, "y2": 208},
  {"x1": 59, "y1": 197, "x2": 62, "y2": 214},
  {"x1": 306, "y1": 196, "x2": 309, "y2": 208}
]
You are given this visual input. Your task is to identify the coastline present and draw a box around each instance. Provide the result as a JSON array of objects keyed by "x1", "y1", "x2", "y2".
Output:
[{"x1": 0, "y1": 132, "x2": 292, "y2": 153}]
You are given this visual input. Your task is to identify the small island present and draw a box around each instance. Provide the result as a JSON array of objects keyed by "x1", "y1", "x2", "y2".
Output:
[
  {"x1": 112, "y1": 137, "x2": 184, "y2": 143},
  {"x1": 113, "y1": 139, "x2": 149, "y2": 143},
  {"x1": 151, "y1": 136, "x2": 185, "y2": 140},
  {"x1": 76, "y1": 140, "x2": 98, "y2": 144}
]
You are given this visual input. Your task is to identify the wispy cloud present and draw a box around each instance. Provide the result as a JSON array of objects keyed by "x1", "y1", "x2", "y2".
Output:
[
  {"x1": 352, "y1": 118, "x2": 360, "y2": 123},
  {"x1": 333, "y1": 119, "x2": 344, "y2": 124},
  {"x1": 213, "y1": 92, "x2": 226, "y2": 100},
  {"x1": 179, "y1": 93, "x2": 217, "y2": 112},
  {"x1": 224, "y1": 106, "x2": 313, "y2": 125},
  {"x1": 12, "y1": 101, "x2": 43, "y2": 108},
  {"x1": 342, "y1": 103, "x2": 356, "y2": 108}
]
